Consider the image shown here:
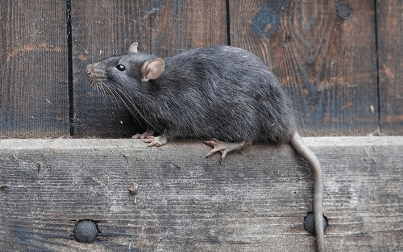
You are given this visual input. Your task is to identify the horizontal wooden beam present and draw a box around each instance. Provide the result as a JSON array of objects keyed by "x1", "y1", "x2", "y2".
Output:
[{"x1": 0, "y1": 137, "x2": 402, "y2": 251}]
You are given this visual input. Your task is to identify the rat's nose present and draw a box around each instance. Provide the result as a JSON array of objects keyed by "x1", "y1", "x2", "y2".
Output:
[{"x1": 86, "y1": 65, "x2": 93, "y2": 77}]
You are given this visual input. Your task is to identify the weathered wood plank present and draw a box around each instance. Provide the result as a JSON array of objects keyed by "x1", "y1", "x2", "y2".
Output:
[
  {"x1": 72, "y1": 0, "x2": 227, "y2": 138},
  {"x1": 0, "y1": 0, "x2": 70, "y2": 138},
  {"x1": 71, "y1": 0, "x2": 151, "y2": 138},
  {"x1": 0, "y1": 137, "x2": 402, "y2": 251},
  {"x1": 376, "y1": 0, "x2": 403, "y2": 135},
  {"x1": 229, "y1": 0, "x2": 379, "y2": 136},
  {"x1": 149, "y1": 0, "x2": 227, "y2": 56}
]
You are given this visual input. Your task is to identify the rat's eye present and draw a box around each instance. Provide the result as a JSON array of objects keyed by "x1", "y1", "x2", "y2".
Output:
[{"x1": 116, "y1": 64, "x2": 125, "y2": 71}]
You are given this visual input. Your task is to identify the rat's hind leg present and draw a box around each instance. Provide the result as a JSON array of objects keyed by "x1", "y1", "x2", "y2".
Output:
[{"x1": 205, "y1": 139, "x2": 251, "y2": 163}]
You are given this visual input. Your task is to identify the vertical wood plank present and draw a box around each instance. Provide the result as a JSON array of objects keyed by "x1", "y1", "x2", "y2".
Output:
[
  {"x1": 72, "y1": 0, "x2": 227, "y2": 138},
  {"x1": 0, "y1": 0, "x2": 69, "y2": 138},
  {"x1": 71, "y1": 0, "x2": 152, "y2": 138},
  {"x1": 150, "y1": 0, "x2": 227, "y2": 56},
  {"x1": 376, "y1": 0, "x2": 403, "y2": 135},
  {"x1": 229, "y1": 0, "x2": 379, "y2": 136}
]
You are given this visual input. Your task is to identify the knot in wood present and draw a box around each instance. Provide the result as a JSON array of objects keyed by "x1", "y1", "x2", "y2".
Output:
[{"x1": 335, "y1": 2, "x2": 352, "y2": 20}]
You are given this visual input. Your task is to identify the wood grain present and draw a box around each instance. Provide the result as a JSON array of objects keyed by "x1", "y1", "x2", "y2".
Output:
[
  {"x1": 71, "y1": 0, "x2": 152, "y2": 138},
  {"x1": 0, "y1": 137, "x2": 402, "y2": 251},
  {"x1": 149, "y1": 0, "x2": 227, "y2": 56},
  {"x1": 229, "y1": 0, "x2": 379, "y2": 136},
  {"x1": 376, "y1": 0, "x2": 403, "y2": 135},
  {"x1": 0, "y1": 0, "x2": 69, "y2": 138},
  {"x1": 72, "y1": 0, "x2": 227, "y2": 138},
  {"x1": 0, "y1": 0, "x2": 401, "y2": 139}
]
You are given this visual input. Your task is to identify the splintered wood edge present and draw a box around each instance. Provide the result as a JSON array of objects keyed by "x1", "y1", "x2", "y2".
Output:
[{"x1": 0, "y1": 137, "x2": 401, "y2": 151}]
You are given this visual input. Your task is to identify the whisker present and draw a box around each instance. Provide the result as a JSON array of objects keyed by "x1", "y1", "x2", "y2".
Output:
[
  {"x1": 100, "y1": 81, "x2": 123, "y2": 111},
  {"x1": 104, "y1": 81, "x2": 147, "y2": 128},
  {"x1": 89, "y1": 77, "x2": 161, "y2": 135},
  {"x1": 114, "y1": 82, "x2": 161, "y2": 134}
]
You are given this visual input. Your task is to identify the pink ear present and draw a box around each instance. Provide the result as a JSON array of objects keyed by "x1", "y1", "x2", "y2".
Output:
[{"x1": 141, "y1": 58, "x2": 165, "y2": 81}]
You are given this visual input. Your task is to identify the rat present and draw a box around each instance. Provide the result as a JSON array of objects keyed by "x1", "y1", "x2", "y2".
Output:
[{"x1": 86, "y1": 42, "x2": 325, "y2": 251}]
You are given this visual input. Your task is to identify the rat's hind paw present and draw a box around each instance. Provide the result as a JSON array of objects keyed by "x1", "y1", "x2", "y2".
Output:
[
  {"x1": 205, "y1": 139, "x2": 250, "y2": 163},
  {"x1": 144, "y1": 136, "x2": 167, "y2": 147}
]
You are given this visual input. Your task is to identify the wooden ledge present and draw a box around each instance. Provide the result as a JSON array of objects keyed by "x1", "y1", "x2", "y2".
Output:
[
  {"x1": 0, "y1": 136, "x2": 401, "y2": 150},
  {"x1": 0, "y1": 137, "x2": 402, "y2": 251}
]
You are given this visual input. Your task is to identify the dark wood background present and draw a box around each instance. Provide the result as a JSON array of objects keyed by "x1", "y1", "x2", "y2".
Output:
[{"x1": 1, "y1": 0, "x2": 402, "y2": 138}]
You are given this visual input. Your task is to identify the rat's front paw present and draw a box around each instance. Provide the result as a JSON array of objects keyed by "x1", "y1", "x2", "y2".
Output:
[
  {"x1": 144, "y1": 136, "x2": 167, "y2": 147},
  {"x1": 132, "y1": 129, "x2": 155, "y2": 139},
  {"x1": 132, "y1": 133, "x2": 151, "y2": 139}
]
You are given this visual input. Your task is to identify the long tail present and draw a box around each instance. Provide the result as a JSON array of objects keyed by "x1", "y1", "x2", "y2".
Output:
[{"x1": 290, "y1": 132, "x2": 324, "y2": 252}]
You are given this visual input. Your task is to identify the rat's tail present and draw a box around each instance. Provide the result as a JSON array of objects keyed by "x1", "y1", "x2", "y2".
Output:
[{"x1": 290, "y1": 132, "x2": 324, "y2": 252}]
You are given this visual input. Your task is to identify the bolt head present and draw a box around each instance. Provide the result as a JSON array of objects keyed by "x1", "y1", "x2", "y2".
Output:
[{"x1": 73, "y1": 220, "x2": 98, "y2": 243}]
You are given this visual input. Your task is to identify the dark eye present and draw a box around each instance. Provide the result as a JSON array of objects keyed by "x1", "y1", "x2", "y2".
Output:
[{"x1": 116, "y1": 64, "x2": 125, "y2": 71}]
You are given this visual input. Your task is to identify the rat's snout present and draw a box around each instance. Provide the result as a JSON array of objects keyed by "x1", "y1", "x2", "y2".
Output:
[{"x1": 86, "y1": 65, "x2": 93, "y2": 77}]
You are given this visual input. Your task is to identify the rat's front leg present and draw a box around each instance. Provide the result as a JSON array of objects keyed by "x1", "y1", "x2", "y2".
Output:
[
  {"x1": 132, "y1": 128, "x2": 155, "y2": 139},
  {"x1": 144, "y1": 134, "x2": 168, "y2": 147}
]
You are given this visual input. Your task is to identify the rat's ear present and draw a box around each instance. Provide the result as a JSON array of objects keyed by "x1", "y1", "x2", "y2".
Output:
[
  {"x1": 141, "y1": 58, "x2": 165, "y2": 82},
  {"x1": 128, "y1": 42, "x2": 138, "y2": 53}
]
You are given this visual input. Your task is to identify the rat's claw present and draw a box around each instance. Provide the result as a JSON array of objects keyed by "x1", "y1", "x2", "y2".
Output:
[
  {"x1": 144, "y1": 135, "x2": 167, "y2": 147},
  {"x1": 132, "y1": 133, "x2": 146, "y2": 139},
  {"x1": 205, "y1": 139, "x2": 225, "y2": 156},
  {"x1": 205, "y1": 140, "x2": 228, "y2": 163},
  {"x1": 145, "y1": 139, "x2": 162, "y2": 147},
  {"x1": 132, "y1": 129, "x2": 155, "y2": 139}
]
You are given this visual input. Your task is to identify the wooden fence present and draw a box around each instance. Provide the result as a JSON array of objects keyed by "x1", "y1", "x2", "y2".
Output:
[{"x1": 1, "y1": 0, "x2": 402, "y2": 138}]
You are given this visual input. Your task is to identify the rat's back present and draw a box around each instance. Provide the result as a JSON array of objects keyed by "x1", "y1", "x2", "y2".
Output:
[{"x1": 158, "y1": 46, "x2": 296, "y2": 144}]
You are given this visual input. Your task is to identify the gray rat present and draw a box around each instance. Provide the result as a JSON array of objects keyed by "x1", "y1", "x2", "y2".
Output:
[{"x1": 86, "y1": 43, "x2": 325, "y2": 251}]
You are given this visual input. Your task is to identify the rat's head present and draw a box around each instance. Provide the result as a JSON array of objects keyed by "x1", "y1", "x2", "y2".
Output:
[{"x1": 85, "y1": 42, "x2": 166, "y2": 98}]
